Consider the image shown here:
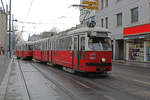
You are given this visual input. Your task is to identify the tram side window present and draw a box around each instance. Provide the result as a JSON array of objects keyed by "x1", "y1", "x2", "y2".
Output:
[
  {"x1": 25, "y1": 45, "x2": 27, "y2": 50},
  {"x1": 68, "y1": 37, "x2": 72, "y2": 50},
  {"x1": 36, "y1": 43, "x2": 41, "y2": 50},
  {"x1": 62, "y1": 38, "x2": 65, "y2": 50},
  {"x1": 47, "y1": 41, "x2": 48, "y2": 50},
  {"x1": 59, "y1": 39, "x2": 63, "y2": 50},
  {"x1": 28, "y1": 45, "x2": 32, "y2": 50},
  {"x1": 34, "y1": 44, "x2": 37, "y2": 51},
  {"x1": 49, "y1": 40, "x2": 51, "y2": 50},
  {"x1": 65, "y1": 37, "x2": 72, "y2": 50},
  {"x1": 56, "y1": 40, "x2": 59, "y2": 50},
  {"x1": 58, "y1": 37, "x2": 72, "y2": 50},
  {"x1": 45, "y1": 41, "x2": 47, "y2": 50},
  {"x1": 49, "y1": 41, "x2": 51, "y2": 50},
  {"x1": 74, "y1": 37, "x2": 77, "y2": 50}
]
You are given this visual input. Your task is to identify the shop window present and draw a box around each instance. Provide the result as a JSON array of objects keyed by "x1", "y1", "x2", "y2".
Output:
[
  {"x1": 146, "y1": 40, "x2": 150, "y2": 61},
  {"x1": 128, "y1": 39, "x2": 144, "y2": 61}
]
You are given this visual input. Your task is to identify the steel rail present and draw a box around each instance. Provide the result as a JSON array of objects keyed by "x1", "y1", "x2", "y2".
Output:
[{"x1": 17, "y1": 60, "x2": 32, "y2": 100}]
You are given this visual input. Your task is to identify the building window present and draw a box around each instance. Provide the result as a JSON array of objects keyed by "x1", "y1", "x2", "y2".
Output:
[
  {"x1": 131, "y1": 7, "x2": 138, "y2": 23},
  {"x1": 105, "y1": 0, "x2": 108, "y2": 7},
  {"x1": 101, "y1": 18, "x2": 104, "y2": 27},
  {"x1": 105, "y1": 17, "x2": 108, "y2": 29},
  {"x1": 117, "y1": 13, "x2": 122, "y2": 26},
  {"x1": 101, "y1": 0, "x2": 104, "y2": 9}
]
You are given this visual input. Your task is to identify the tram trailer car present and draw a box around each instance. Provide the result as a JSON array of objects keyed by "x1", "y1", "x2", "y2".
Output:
[
  {"x1": 32, "y1": 37, "x2": 54, "y2": 63},
  {"x1": 16, "y1": 42, "x2": 33, "y2": 60},
  {"x1": 33, "y1": 39, "x2": 44, "y2": 61}
]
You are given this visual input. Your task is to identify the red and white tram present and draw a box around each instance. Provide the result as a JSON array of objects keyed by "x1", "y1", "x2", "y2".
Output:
[
  {"x1": 50, "y1": 27, "x2": 112, "y2": 74},
  {"x1": 16, "y1": 26, "x2": 112, "y2": 74}
]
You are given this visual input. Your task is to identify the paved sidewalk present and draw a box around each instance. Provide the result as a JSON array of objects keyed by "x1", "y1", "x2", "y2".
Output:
[
  {"x1": 0, "y1": 56, "x2": 11, "y2": 85},
  {"x1": 0, "y1": 58, "x2": 29, "y2": 100},
  {"x1": 113, "y1": 60, "x2": 150, "y2": 68}
]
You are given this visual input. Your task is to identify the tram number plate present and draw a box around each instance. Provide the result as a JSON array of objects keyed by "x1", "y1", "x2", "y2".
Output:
[{"x1": 96, "y1": 68, "x2": 105, "y2": 71}]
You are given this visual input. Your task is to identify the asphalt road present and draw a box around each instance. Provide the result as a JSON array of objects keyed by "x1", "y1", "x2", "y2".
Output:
[
  {"x1": 0, "y1": 56, "x2": 10, "y2": 85},
  {"x1": 21, "y1": 60, "x2": 150, "y2": 100}
]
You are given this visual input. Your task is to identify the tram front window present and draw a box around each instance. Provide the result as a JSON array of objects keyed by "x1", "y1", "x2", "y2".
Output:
[{"x1": 88, "y1": 37, "x2": 111, "y2": 51}]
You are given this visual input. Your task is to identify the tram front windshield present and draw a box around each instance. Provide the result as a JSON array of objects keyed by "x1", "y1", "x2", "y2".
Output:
[{"x1": 88, "y1": 37, "x2": 111, "y2": 51}]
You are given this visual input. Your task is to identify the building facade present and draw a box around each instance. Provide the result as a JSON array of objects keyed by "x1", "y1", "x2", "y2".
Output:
[
  {"x1": 80, "y1": 0, "x2": 150, "y2": 62},
  {"x1": 0, "y1": 10, "x2": 6, "y2": 53}
]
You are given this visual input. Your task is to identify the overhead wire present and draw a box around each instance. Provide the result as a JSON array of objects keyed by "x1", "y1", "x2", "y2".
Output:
[
  {"x1": 16, "y1": 0, "x2": 35, "y2": 42},
  {"x1": 16, "y1": 0, "x2": 79, "y2": 40},
  {"x1": 25, "y1": 0, "x2": 34, "y2": 19}
]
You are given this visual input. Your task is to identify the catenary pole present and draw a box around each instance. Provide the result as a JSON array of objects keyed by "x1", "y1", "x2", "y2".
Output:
[
  {"x1": 0, "y1": 0, "x2": 5, "y2": 13},
  {"x1": 8, "y1": 0, "x2": 11, "y2": 58}
]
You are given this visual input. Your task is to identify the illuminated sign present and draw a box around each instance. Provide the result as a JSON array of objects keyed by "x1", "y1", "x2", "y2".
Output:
[
  {"x1": 82, "y1": 0, "x2": 99, "y2": 10},
  {"x1": 83, "y1": 5, "x2": 98, "y2": 10},
  {"x1": 82, "y1": 1, "x2": 98, "y2": 5}
]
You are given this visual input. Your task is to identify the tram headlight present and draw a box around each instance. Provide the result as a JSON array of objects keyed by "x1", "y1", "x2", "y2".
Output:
[{"x1": 101, "y1": 58, "x2": 106, "y2": 63}]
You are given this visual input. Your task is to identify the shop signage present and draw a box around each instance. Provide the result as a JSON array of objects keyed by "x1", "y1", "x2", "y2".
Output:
[{"x1": 124, "y1": 24, "x2": 150, "y2": 36}]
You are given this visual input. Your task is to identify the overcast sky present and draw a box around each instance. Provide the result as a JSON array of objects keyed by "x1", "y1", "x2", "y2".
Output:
[{"x1": 1, "y1": 0, "x2": 80, "y2": 40}]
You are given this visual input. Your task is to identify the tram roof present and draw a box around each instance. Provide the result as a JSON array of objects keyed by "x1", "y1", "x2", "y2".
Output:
[{"x1": 68, "y1": 27, "x2": 110, "y2": 34}]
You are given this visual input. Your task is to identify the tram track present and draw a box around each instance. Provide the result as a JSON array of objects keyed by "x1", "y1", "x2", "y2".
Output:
[
  {"x1": 17, "y1": 60, "x2": 32, "y2": 100},
  {"x1": 29, "y1": 62, "x2": 113, "y2": 100},
  {"x1": 29, "y1": 62, "x2": 80, "y2": 100}
]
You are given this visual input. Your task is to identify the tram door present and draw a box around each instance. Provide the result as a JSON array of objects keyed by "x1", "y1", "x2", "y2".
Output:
[
  {"x1": 73, "y1": 35, "x2": 86, "y2": 71},
  {"x1": 73, "y1": 35, "x2": 79, "y2": 70},
  {"x1": 79, "y1": 35, "x2": 86, "y2": 70}
]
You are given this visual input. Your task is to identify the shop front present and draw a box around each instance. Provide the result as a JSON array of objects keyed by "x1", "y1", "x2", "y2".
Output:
[
  {"x1": 145, "y1": 39, "x2": 150, "y2": 61},
  {"x1": 127, "y1": 39, "x2": 144, "y2": 61},
  {"x1": 124, "y1": 24, "x2": 150, "y2": 62}
]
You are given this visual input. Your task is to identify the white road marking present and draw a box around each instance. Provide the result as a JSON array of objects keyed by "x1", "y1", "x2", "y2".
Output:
[
  {"x1": 75, "y1": 81, "x2": 91, "y2": 89},
  {"x1": 104, "y1": 95, "x2": 115, "y2": 100},
  {"x1": 133, "y1": 79, "x2": 150, "y2": 86}
]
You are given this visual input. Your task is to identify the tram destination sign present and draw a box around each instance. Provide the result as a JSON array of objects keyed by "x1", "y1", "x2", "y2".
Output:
[{"x1": 90, "y1": 31, "x2": 108, "y2": 37}]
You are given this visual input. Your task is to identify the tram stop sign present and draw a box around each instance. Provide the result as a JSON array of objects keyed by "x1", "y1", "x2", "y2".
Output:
[{"x1": 87, "y1": 21, "x2": 96, "y2": 28}]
